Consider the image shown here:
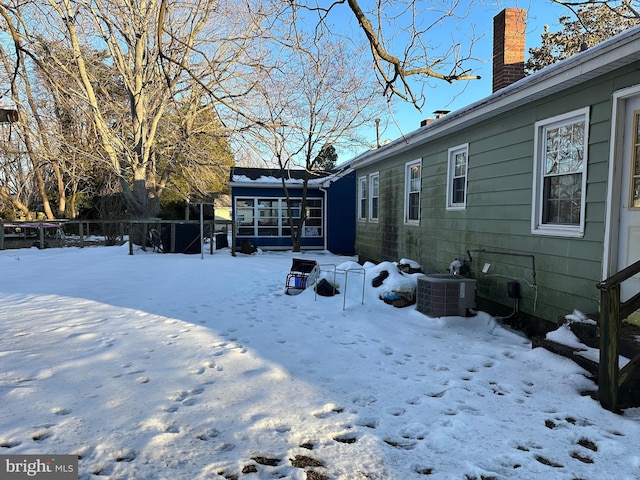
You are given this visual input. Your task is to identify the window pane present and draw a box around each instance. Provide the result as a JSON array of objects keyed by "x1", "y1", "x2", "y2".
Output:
[
  {"x1": 408, "y1": 192, "x2": 419, "y2": 220},
  {"x1": 543, "y1": 173, "x2": 581, "y2": 225},
  {"x1": 454, "y1": 152, "x2": 466, "y2": 176},
  {"x1": 360, "y1": 179, "x2": 367, "y2": 196},
  {"x1": 282, "y1": 200, "x2": 301, "y2": 218},
  {"x1": 371, "y1": 176, "x2": 379, "y2": 196},
  {"x1": 410, "y1": 165, "x2": 420, "y2": 191},
  {"x1": 236, "y1": 199, "x2": 254, "y2": 208},
  {"x1": 371, "y1": 197, "x2": 378, "y2": 218},
  {"x1": 258, "y1": 197, "x2": 278, "y2": 226},
  {"x1": 306, "y1": 209, "x2": 321, "y2": 220},
  {"x1": 452, "y1": 177, "x2": 465, "y2": 205}
]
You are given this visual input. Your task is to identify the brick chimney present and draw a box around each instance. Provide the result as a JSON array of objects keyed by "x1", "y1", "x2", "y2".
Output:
[{"x1": 492, "y1": 8, "x2": 527, "y2": 93}]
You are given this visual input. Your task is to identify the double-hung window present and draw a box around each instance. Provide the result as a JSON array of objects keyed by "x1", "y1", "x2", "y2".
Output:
[
  {"x1": 358, "y1": 176, "x2": 367, "y2": 220},
  {"x1": 369, "y1": 173, "x2": 379, "y2": 221},
  {"x1": 532, "y1": 107, "x2": 589, "y2": 236},
  {"x1": 405, "y1": 159, "x2": 422, "y2": 224},
  {"x1": 447, "y1": 144, "x2": 469, "y2": 209}
]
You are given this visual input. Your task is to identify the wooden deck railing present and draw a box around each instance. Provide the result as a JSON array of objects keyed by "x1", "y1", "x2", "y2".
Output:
[{"x1": 596, "y1": 258, "x2": 640, "y2": 412}]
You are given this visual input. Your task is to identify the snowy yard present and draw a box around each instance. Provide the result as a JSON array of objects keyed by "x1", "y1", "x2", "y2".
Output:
[{"x1": 1, "y1": 244, "x2": 640, "y2": 479}]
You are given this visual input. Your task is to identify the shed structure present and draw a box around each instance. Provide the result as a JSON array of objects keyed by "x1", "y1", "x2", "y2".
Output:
[{"x1": 229, "y1": 166, "x2": 356, "y2": 255}]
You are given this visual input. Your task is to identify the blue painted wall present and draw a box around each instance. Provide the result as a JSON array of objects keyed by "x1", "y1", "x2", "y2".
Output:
[
  {"x1": 326, "y1": 170, "x2": 356, "y2": 255},
  {"x1": 231, "y1": 171, "x2": 356, "y2": 254}
]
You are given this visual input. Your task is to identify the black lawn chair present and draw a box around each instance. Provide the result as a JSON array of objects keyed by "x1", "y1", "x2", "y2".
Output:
[{"x1": 285, "y1": 258, "x2": 318, "y2": 294}]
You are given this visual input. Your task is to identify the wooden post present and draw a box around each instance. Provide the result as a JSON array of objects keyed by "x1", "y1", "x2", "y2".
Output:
[
  {"x1": 231, "y1": 219, "x2": 236, "y2": 256},
  {"x1": 599, "y1": 284, "x2": 620, "y2": 412},
  {"x1": 200, "y1": 203, "x2": 204, "y2": 260},
  {"x1": 209, "y1": 220, "x2": 214, "y2": 255},
  {"x1": 142, "y1": 223, "x2": 148, "y2": 251},
  {"x1": 0, "y1": 222, "x2": 4, "y2": 250},
  {"x1": 39, "y1": 222, "x2": 45, "y2": 249},
  {"x1": 128, "y1": 225, "x2": 133, "y2": 255},
  {"x1": 79, "y1": 221, "x2": 84, "y2": 248},
  {"x1": 211, "y1": 204, "x2": 215, "y2": 255}
]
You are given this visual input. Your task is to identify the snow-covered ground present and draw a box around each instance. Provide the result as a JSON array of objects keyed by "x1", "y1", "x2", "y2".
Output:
[{"x1": 1, "y1": 244, "x2": 639, "y2": 479}]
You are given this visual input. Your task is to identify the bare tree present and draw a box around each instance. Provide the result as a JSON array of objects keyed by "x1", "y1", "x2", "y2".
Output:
[
  {"x1": 294, "y1": 0, "x2": 484, "y2": 110},
  {"x1": 0, "y1": 0, "x2": 260, "y2": 221},
  {"x1": 246, "y1": 32, "x2": 385, "y2": 251}
]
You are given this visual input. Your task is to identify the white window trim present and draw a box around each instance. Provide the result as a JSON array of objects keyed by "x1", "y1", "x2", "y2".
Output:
[
  {"x1": 369, "y1": 172, "x2": 379, "y2": 222},
  {"x1": 446, "y1": 143, "x2": 469, "y2": 210},
  {"x1": 357, "y1": 176, "x2": 367, "y2": 221},
  {"x1": 531, "y1": 107, "x2": 589, "y2": 237},
  {"x1": 404, "y1": 159, "x2": 422, "y2": 225}
]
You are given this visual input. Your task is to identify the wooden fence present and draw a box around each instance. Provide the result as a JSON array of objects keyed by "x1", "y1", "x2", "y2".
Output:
[{"x1": 0, "y1": 219, "x2": 231, "y2": 253}]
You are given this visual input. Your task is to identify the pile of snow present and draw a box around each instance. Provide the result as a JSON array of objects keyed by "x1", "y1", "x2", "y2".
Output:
[{"x1": 1, "y1": 245, "x2": 640, "y2": 479}]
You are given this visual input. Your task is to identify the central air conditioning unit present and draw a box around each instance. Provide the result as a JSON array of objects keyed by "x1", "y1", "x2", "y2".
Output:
[{"x1": 416, "y1": 274, "x2": 477, "y2": 317}]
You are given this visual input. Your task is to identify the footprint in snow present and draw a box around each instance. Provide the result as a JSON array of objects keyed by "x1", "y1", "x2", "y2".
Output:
[
  {"x1": 383, "y1": 437, "x2": 417, "y2": 450},
  {"x1": 0, "y1": 438, "x2": 22, "y2": 448},
  {"x1": 386, "y1": 407, "x2": 406, "y2": 417},
  {"x1": 380, "y1": 346, "x2": 394, "y2": 356},
  {"x1": 355, "y1": 417, "x2": 379, "y2": 429},
  {"x1": 398, "y1": 422, "x2": 428, "y2": 440},
  {"x1": 31, "y1": 429, "x2": 52, "y2": 442},
  {"x1": 312, "y1": 403, "x2": 344, "y2": 418},
  {"x1": 333, "y1": 432, "x2": 359, "y2": 444},
  {"x1": 352, "y1": 394, "x2": 377, "y2": 406}
]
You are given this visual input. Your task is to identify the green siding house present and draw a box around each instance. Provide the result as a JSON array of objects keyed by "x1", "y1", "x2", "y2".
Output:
[{"x1": 350, "y1": 10, "x2": 640, "y2": 333}]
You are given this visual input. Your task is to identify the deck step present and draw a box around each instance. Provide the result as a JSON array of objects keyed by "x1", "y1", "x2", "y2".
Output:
[
  {"x1": 534, "y1": 316, "x2": 640, "y2": 409},
  {"x1": 531, "y1": 337, "x2": 599, "y2": 380}
]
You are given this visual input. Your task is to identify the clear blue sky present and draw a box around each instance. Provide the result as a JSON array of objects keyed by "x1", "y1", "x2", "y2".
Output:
[{"x1": 345, "y1": 0, "x2": 569, "y2": 159}]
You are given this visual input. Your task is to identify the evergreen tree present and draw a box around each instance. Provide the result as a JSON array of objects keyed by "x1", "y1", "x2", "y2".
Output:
[{"x1": 312, "y1": 144, "x2": 338, "y2": 171}]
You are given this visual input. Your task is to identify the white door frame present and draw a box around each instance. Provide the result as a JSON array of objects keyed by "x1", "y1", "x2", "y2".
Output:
[{"x1": 603, "y1": 84, "x2": 640, "y2": 280}]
